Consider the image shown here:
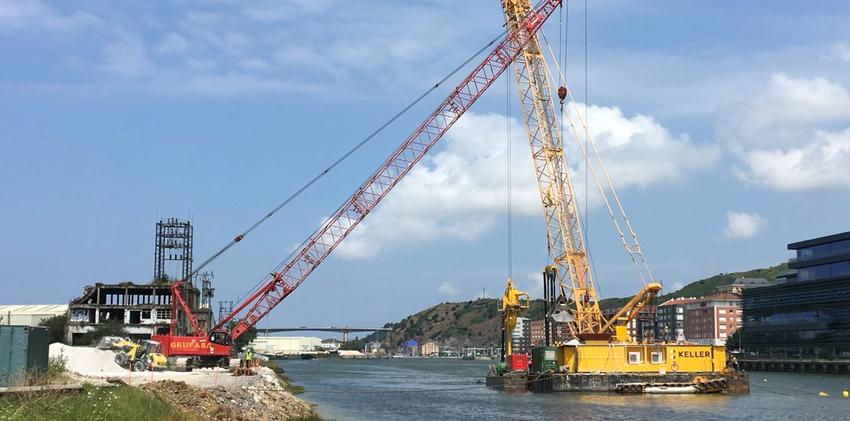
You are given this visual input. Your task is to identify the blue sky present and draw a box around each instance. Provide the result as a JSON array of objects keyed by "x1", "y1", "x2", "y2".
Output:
[{"x1": 2, "y1": 1, "x2": 850, "y2": 330}]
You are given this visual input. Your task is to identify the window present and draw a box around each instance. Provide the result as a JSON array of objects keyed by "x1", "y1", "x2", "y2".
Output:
[
  {"x1": 719, "y1": 317, "x2": 726, "y2": 322},
  {"x1": 628, "y1": 352, "x2": 642, "y2": 364},
  {"x1": 650, "y1": 351, "x2": 663, "y2": 364},
  {"x1": 155, "y1": 308, "x2": 171, "y2": 320},
  {"x1": 719, "y1": 309, "x2": 726, "y2": 314},
  {"x1": 798, "y1": 261, "x2": 850, "y2": 281},
  {"x1": 720, "y1": 325, "x2": 726, "y2": 330},
  {"x1": 720, "y1": 332, "x2": 727, "y2": 338},
  {"x1": 797, "y1": 239, "x2": 850, "y2": 260}
]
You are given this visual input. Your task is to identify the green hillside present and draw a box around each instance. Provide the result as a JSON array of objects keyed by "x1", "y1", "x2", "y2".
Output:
[
  {"x1": 597, "y1": 262, "x2": 787, "y2": 311},
  {"x1": 371, "y1": 263, "x2": 787, "y2": 349}
]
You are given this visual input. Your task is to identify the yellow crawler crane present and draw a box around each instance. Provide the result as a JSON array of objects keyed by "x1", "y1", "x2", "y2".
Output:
[{"x1": 501, "y1": 0, "x2": 730, "y2": 379}]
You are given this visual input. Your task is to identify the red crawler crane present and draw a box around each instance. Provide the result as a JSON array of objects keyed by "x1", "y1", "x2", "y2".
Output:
[{"x1": 153, "y1": 0, "x2": 563, "y2": 369}]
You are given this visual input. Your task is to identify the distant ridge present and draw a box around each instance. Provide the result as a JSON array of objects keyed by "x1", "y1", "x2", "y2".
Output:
[{"x1": 367, "y1": 263, "x2": 788, "y2": 348}]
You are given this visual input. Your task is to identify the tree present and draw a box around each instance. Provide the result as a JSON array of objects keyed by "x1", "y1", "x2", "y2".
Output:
[
  {"x1": 341, "y1": 336, "x2": 366, "y2": 351},
  {"x1": 38, "y1": 314, "x2": 68, "y2": 344},
  {"x1": 726, "y1": 328, "x2": 743, "y2": 352},
  {"x1": 152, "y1": 274, "x2": 170, "y2": 285}
]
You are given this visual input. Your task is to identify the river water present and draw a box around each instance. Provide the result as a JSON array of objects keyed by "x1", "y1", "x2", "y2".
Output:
[{"x1": 280, "y1": 358, "x2": 849, "y2": 420}]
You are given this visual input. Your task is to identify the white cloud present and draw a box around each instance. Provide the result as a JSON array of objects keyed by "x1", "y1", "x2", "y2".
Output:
[
  {"x1": 102, "y1": 33, "x2": 154, "y2": 78},
  {"x1": 175, "y1": 74, "x2": 327, "y2": 96},
  {"x1": 570, "y1": 104, "x2": 719, "y2": 189},
  {"x1": 154, "y1": 33, "x2": 189, "y2": 55},
  {"x1": 721, "y1": 73, "x2": 850, "y2": 190},
  {"x1": 830, "y1": 43, "x2": 850, "y2": 63},
  {"x1": 740, "y1": 129, "x2": 850, "y2": 190},
  {"x1": 437, "y1": 281, "x2": 460, "y2": 297},
  {"x1": 337, "y1": 108, "x2": 712, "y2": 260},
  {"x1": 0, "y1": 0, "x2": 100, "y2": 31},
  {"x1": 724, "y1": 211, "x2": 766, "y2": 240},
  {"x1": 336, "y1": 113, "x2": 537, "y2": 259},
  {"x1": 243, "y1": 0, "x2": 332, "y2": 22}
]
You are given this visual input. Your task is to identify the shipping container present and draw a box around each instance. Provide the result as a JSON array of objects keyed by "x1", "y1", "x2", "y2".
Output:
[
  {"x1": 531, "y1": 346, "x2": 558, "y2": 372},
  {"x1": 0, "y1": 325, "x2": 49, "y2": 386}
]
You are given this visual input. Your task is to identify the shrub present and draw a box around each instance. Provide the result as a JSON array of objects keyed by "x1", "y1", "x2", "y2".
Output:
[
  {"x1": 38, "y1": 314, "x2": 67, "y2": 344},
  {"x1": 80, "y1": 321, "x2": 127, "y2": 346}
]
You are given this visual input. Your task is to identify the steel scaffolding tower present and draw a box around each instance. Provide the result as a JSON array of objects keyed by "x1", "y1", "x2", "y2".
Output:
[{"x1": 154, "y1": 218, "x2": 193, "y2": 284}]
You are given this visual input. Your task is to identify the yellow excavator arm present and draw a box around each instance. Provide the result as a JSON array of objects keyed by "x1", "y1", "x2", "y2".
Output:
[{"x1": 600, "y1": 282, "x2": 663, "y2": 342}]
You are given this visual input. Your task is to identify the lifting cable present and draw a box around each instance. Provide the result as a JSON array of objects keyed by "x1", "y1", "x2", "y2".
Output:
[
  {"x1": 540, "y1": 30, "x2": 656, "y2": 288},
  {"x1": 584, "y1": 0, "x2": 589, "y2": 257},
  {"x1": 506, "y1": 59, "x2": 513, "y2": 279},
  {"x1": 209, "y1": 29, "x2": 510, "y2": 305}
]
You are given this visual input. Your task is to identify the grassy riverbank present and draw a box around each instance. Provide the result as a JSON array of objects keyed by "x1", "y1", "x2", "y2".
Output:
[
  {"x1": 2, "y1": 355, "x2": 323, "y2": 421},
  {"x1": 0, "y1": 384, "x2": 180, "y2": 421}
]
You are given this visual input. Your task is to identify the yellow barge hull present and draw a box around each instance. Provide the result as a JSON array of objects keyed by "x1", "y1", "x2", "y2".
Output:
[
  {"x1": 558, "y1": 343, "x2": 727, "y2": 373},
  {"x1": 485, "y1": 343, "x2": 748, "y2": 394}
]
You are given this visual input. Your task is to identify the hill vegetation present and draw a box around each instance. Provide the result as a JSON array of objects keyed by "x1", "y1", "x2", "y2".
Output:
[
  {"x1": 374, "y1": 263, "x2": 787, "y2": 349},
  {"x1": 597, "y1": 263, "x2": 787, "y2": 311}
]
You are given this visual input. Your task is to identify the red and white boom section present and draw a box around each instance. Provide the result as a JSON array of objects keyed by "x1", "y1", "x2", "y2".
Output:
[{"x1": 214, "y1": 0, "x2": 563, "y2": 340}]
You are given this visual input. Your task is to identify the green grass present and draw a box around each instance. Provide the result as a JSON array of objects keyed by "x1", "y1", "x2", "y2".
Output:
[
  {"x1": 598, "y1": 263, "x2": 789, "y2": 311},
  {"x1": 0, "y1": 384, "x2": 184, "y2": 421}
]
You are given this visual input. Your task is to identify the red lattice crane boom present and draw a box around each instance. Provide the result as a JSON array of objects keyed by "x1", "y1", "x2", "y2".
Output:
[
  {"x1": 154, "y1": 1, "x2": 562, "y2": 366},
  {"x1": 214, "y1": 0, "x2": 563, "y2": 340}
]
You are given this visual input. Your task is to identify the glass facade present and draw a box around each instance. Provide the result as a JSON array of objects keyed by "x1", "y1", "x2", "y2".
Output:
[
  {"x1": 742, "y1": 232, "x2": 850, "y2": 360},
  {"x1": 796, "y1": 239, "x2": 850, "y2": 260},
  {"x1": 798, "y1": 261, "x2": 850, "y2": 281}
]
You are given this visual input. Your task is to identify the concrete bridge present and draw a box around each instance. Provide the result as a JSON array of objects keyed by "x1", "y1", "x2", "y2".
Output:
[{"x1": 258, "y1": 326, "x2": 392, "y2": 342}]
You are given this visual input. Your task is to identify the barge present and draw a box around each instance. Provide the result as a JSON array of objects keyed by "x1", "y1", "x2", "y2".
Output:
[{"x1": 487, "y1": 342, "x2": 749, "y2": 394}]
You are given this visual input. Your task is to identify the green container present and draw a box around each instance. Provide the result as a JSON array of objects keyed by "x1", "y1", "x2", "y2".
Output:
[
  {"x1": 0, "y1": 326, "x2": 49, "y2": 386},
  {"x1": 531, "y1": 346, "x2": 558, "y2": 373}
]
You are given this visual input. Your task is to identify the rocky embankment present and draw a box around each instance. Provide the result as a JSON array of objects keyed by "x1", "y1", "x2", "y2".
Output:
[
  {"x1": 142, "y1": 369, "x2": 315, "y2": 421},
  {"x1": 50, "y1": 343, "x2": 317, "y2": 420}
]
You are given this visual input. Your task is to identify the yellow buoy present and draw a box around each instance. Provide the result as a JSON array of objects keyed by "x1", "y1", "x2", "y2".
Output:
[
  {"x1": 819, "y1": 391, "x2": 829, "y2": 397},
  {"x1": 842, "y1": 390, "x2": 848, "y2": 398}
]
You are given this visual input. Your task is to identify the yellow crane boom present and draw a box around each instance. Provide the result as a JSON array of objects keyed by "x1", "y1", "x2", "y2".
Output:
[
  {"x1": 502, "y1": 0, "x2": 604, "y2": 336},
  {"x1": 502, "y1": 0, "x2": 661, "y2": 342}
]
